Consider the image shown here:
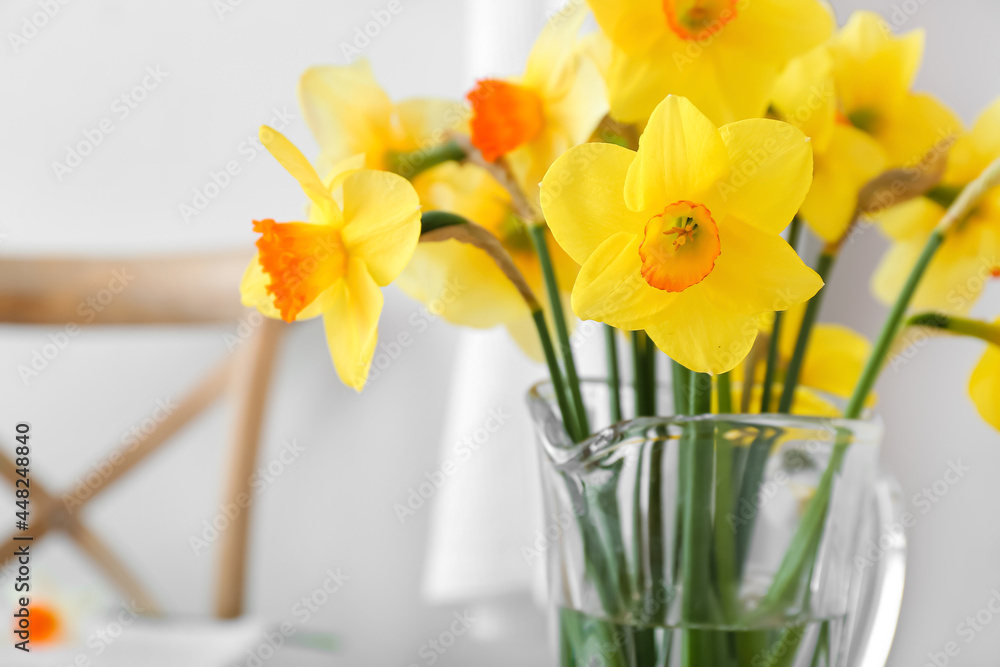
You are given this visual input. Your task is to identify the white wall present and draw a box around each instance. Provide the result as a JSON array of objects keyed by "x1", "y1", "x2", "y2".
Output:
[{"x1": 0, "y1": 0, "x2": 998, "y2": 665}]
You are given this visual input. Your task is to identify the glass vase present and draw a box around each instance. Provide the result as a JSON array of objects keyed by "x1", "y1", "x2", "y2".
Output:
[{"x1": 528, "y1": 379, "x2": 905, "y2": 667}]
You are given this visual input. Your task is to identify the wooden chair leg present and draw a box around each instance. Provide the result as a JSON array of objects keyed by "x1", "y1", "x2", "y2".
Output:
[
  {"x1": 65, "y1": 518, "x2": 161, "y2": 615},
  {"x1": 214, "y1": 318, "x2": 283, "y2": 619},
  {"x1": 64, "y1": 356, "x2": 235, "y2": 511}
]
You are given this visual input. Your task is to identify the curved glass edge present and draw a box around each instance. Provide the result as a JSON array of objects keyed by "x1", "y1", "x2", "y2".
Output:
[{"x1": 527, "y1": 378, "x2": 884, "y2": 470}]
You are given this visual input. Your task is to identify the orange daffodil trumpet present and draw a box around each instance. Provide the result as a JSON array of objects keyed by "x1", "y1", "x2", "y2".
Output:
[
  {"x1": 586, "y1": 0, "x2": 834, "y2": 126},
  {"x1": 240, "y1": 126, "x2": 420, "y2": 391},
  {"x1": 541, "y1": 95, "x2": 823, "y2": 374},
  {"x1": 467, "y1": 1, "x2": 607, "y2": 205}
]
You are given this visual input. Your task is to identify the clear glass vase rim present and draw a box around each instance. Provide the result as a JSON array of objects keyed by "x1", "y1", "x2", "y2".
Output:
[{"x1": 527, "y1": 377, "x2": 883, "y2": 464}]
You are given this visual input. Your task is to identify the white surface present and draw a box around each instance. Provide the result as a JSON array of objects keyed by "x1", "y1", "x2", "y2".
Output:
[{"x1": 1, "y1": 1, "x2": 999, "y2": 666}]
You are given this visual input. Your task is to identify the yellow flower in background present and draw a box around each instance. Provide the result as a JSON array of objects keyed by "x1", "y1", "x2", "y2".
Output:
[
  {"x1": 541, "y1": 95, "x2": 823, "y2": 374},
  {"x1": 587, "y1": 0, "x2": 833, "y2": 126},
  {"x1": 240, "y1": 127, "x2": 421, "y2": 390},
  {"x1": 761, "y1": 305, "x2": 872, "y2": 399},
  {"x1": 298, "y1": 59, "x2": 466, "y2": 175},
  {"x1": 770, "y1": 46, "x2": 887, "y2": 242},
  {"x1": 396, "y1": 162, "x2": 578, "y2": 360},
  {"x1": 467, "y1": 2, "x2": 606, "y2": 202},
  {"x1": 873, "y1": 97, "x2": 1000, "y2": 313},
  {"x1": 827, "y1": 11, "x2": 960, "y2": 168},
  {"x1": 969, "y1": 320, "x2": 1000, "y2": 432}
]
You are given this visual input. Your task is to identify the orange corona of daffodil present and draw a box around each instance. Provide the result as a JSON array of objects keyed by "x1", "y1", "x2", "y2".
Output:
[
  {"x1": 873, "y1": 97, "x2": 1000, "y2": 313},
  {"x1": 586, "y1": 0, "x2": 834, "y2": 125},
  {"x1": 240, "y1": 126, "x2": 421, "y2": 390},
  {"x1": 827, "y1": 11, "x2": 960, "y2": 169},
  {"x1": 770, "y1": 46, "x2": 887, "y2": 242},
  {"x1": 467, "y1": 2, "x2": 606, "y2": 201},
  {"x1": 298, "y1": 59, "x2": 466, "y2": 175},
  {"x1": 541, "y1": 95, "x2": 823, "y2": 374}
]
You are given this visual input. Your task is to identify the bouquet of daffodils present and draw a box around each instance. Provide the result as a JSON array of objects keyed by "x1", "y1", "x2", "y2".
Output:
[{"x1": 241, "y1": 1, "x2": 1000, "y2": 664}]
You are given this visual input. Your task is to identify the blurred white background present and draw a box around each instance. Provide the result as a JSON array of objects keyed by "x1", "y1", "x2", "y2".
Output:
[{"x1": 1, "y1": 0, "x2": 998, "y2": 665}]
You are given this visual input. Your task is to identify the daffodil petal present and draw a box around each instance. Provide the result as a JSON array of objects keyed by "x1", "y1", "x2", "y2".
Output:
[
  {"x1": 829, "y1": 12, "x2": 924, "y2": 115},
  {"x1": 396, "y1": 240, "x2": 527, "y2": 328},
  {"x1": 239, "y1": 255, "x2": 282, "y2": 320},
  {"x1": 298, "y1": 60, "x2": 393, "y2": 171},
  {"x1": 322, "y1": 259, "x2": 382, "y2": 391},
  {"x1": 541, "y1": 142, "x2": 645, "y2": 265},
  {"x1": 646, "y1": 292, "x2": 761, "y2": 374},
  {"x1": 723, "y1": 0, "x2": 834, "y2": 64},
  {"x1": 971, "y1": 96, "x2": 1000, "y2": 164},
  {"x1": 341, "y1": 170, "x2": 421, "y2": 286},
  {"x1": 875, "y1": 195, "x2": 944, "y2": 242},
  {"x1": 875, "y1": 92, "x2": 962, "y2": 168},
  {"x1": 587, "y1": 0, "x2": 666, "y2": 55},
  {"x1": 625, "y1": 96, "x2": 729, "y2": 212},
  {"x1": 396, "y1": 98, "x2": 469, "y2": 147},
  {"x1": 706, "y1": 216, "x2": 823, "y2": 314},
  {"x1": 802, "y1": 124, "x2": 887, "y2": 243},
  {"x1": 771, "y1": 46, "x2": 836, "y2": 151},
  {"x1": 259, "y1": 126, "x2": 339, "y2": 221},
  {"x1": 970, "y1": 340, "x2": 1000, "y2": 432},
  {"x1": 712, "y1": 118, "x2": 812, "y2": 235},
  {"x1": 799, "y1": 324, "x2": 871, "y2": 398},
  {"x1": 571, "y1": 232, "x2": 673, "y2": 329},
  {"x1": 523, "y1": 0, "x2": 587, "y2": 94}
]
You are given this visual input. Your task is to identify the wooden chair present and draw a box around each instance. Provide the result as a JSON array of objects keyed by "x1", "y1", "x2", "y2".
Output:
[{"x1": 0, "y1": 252, "x2": 283, "y2": 618}]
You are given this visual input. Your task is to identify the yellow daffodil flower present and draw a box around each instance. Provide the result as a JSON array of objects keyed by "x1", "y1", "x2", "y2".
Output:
[
  {"x1": 909, "y1": 314, "x2": 1000, "y2": 431},
  {"x1": 587, "y1": 0, "x2": 834, "y2": 126},
  {"x1": 298, "y1": 59, "x2": 466, "y2": 175},
  {"x1": 240, "y1": 127, "x2": 421, "y2": 390},
  {"x1": 969, "y1": 320, "x2": 1000, "y2": 431},
  {"x1": 770, "y1": 46, "x2": 887, "y2": 242},
  {"x1": 724, "y1": 383, "x2": 843, "y2": 417},
  {"x1": 827, "y1": 11, "x2": 960, "y2": 169},
  {"x1": 466, "y1": 2, "x2": 606, "y2": 203},
  {"x1": 396, "y1": 161, "x2": 578, "y2": 359},
  {"x1": 541, "y1": 95, "x2": 823, "y2": 374},
  {"x1": 873, "y1": 97, "x2": 1000, "y2": 313}
]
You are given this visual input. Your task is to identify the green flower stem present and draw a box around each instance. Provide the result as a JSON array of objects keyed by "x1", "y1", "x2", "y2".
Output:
[
  {"x1": 387, "y1": 139, "x2": 467, "y2": 180},
  {"x1": 761, "y1": 217, "x2": 802, "y2": 413},
  {"x1": 528, "y1": 223, "x2": 589, "y2": 438},
  {"x1": 846, "y1": 155, "x2": 1000, "y2": 418},
  {"x1": 908, "y1": 312, "x2": 1000, "y2": 345},
  {"x1": 632, "y1": 332, "x2": 657, "y2": 417},
  {"x1": 681, "y1": 374, "x2": 717, "y2": 667},
  {"x1": 604, "y1": 325, "x2": 623, "y2": 423},
  {"x1": 777, "y1": 250, "x2": 838, "y2": 413},
  {"x1": 532, "y1": 309, "x2": 580, "y2": 442},
  {"x1": 672, "y1": 361, "x2": 692, "y2": 416},
  {"x1": 717, "y1": 371, "x2": 733, "y2": 414}
]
